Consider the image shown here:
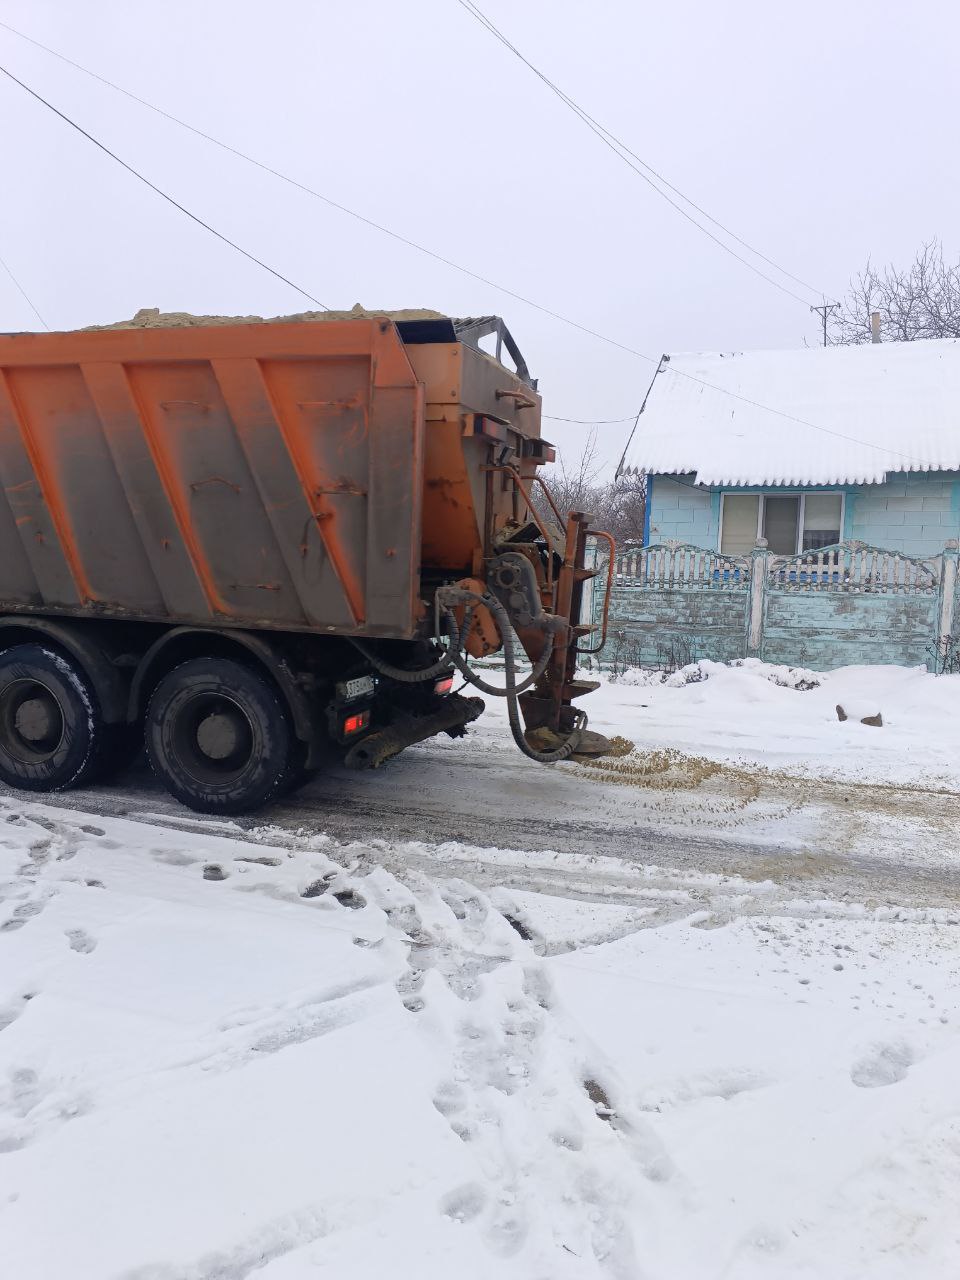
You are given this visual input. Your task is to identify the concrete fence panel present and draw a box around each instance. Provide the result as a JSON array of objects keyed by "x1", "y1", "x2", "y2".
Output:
[{"x1": 594, "y1": 539, "x2": 960, "y2": 671}]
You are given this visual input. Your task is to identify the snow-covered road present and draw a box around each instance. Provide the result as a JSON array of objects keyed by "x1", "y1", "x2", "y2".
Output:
[{"x1": 2, "y1": 662, "x2": 959, "y2": 1277}]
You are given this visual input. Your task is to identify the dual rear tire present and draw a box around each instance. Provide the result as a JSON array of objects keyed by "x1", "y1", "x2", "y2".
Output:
[
  {"x1": 144, "y1": 657, "x2": 303, "y2": 814},
  {"x1": 0, "y1": 646, "x2": 303, "y2": 815},
  {"x1": 0, "y1": 644, "x2": 108, "y2": 792}
]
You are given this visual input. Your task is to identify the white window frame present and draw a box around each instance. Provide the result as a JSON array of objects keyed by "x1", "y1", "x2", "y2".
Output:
[{"x1": 718, "y1": 491, "x2": 846, "y2": 555}]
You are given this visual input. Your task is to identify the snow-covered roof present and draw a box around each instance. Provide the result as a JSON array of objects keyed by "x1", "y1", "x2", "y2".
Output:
[{"x1": 619, "y1": 338, "x2": 960, "y2": 486}]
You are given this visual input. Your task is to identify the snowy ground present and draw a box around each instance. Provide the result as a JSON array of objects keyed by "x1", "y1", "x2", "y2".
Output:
[
  {"x1": 1, "y1": 662, "x2": 959, "y2": 1278},
  {"x1": 584, "y1": 658, "x2": 960, "y2": 789}
]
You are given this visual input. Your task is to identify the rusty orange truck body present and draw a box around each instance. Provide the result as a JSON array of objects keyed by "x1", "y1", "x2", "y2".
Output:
[{"x1": 0, "y1": 314, "x2": 612, "y2": 812}]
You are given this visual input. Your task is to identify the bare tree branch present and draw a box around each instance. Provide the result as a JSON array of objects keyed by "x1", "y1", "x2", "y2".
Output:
[
  {"x1": 831, "y1": 240, "x2": 960, "y2": 344},
  {"x1": 536, "y1": 431, "x2": 646, "y2": 546}
]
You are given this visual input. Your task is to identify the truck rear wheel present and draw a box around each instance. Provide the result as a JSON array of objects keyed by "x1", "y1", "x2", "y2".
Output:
[
  {"x1": 0, "y1": 644, "x2": 106, "y2": 792},
  {"x1": 145, "y1": 657, "x2": 297, "y2": 815}
]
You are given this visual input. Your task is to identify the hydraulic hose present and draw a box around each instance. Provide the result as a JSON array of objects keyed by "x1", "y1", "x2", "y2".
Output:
[
  {"x1": 441, "y1": 604, "x2": 556, "y2": 697},
  {"x1": 346, "y1": 635, "x2": 455, "y2": 683},
  {"x1": 349, "y1": 587, "x2": 584, "y2": 763},
  {"x1": 346, "y1": 608, "x2": 478, "y2": 684},
  {"x1": 437, "y1": 586, "x2": 584, "y2": 763}
]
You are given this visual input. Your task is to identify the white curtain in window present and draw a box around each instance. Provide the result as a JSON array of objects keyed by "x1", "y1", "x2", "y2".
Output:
[
  {"x1": 720, "y1": 495, "x2": 759, "y2": 555},
  {"x1": 802, "y1": 494, "x2": 842, "y2": 543}
]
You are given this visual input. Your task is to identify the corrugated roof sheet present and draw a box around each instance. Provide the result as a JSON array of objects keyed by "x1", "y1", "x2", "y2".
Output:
[{"x1": 619, "y1": 338, "x2": 960, "y2": 486}]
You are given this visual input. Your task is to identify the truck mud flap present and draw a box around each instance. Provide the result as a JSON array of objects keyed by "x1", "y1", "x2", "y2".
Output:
[{"x1": 344, "y1": 695, "x2": 485, "y2": 770}]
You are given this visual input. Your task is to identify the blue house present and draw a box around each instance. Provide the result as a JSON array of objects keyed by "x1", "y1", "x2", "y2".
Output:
[
  {"x1": 607, "y1": 339, "x2": 960, "y2": 670},
  {"x1": 619, "y1": 338, "x2": 960, "y2": 557}
]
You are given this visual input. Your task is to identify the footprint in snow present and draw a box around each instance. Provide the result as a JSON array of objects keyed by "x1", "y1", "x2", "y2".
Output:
[
  {"x1": 299, "y1": 878, "x2": 330, "y2": 899},
  {"x1": 333, "y1": 888, "x2": 365, "y2": 910},
  {"x1": 482, "y1": 1206, "x2": 528, "y2": 1258},
  {"x1": 439, "y1": 1182, "x2": 487, "y2": 1223},
  {"x1": 152, "y1": 848, "x2": 201, "y2": 867},
  {"x1": 27, "y1": 838, "x2": 52, "y2": 864},
  {"x1": 522, "y1": 966, "x2": 554, "y2": 1011},
  {"x1": 850, "y1": 1039, "x2": 915, "y2": 1088},
  {"x1": 0, "y1": 900, "x2": 46, "y2": 933},
  {"x1": 432, "y1": 1080, "x2": 468, "y2": 1119},
  {"x1": 550, "y1": 1125, "x2": 584, "y2": 1151},
  {"x1": 440, "y1": 882, "x2": 489, "y2": 938},
  {"x1": 66, "y1": 928, "x2": 97, "y2": 954},
  {"x1": 396, "y1": 966, "x2": 426, "y2": 1013},
  {"x1": 0, "y1": 1062, "x2": 89, "y2": 1153},
  {"x1": 10, "y1": 1067, "x2": 40, "y2": 1117}
]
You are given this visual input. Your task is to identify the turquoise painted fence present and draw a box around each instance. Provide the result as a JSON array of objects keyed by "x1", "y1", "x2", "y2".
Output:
[{"x1": 594, "y1": 540, "x2": 960, "y2": 671}]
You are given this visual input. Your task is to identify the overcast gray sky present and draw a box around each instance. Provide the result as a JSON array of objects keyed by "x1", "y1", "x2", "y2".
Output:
[{"x1": 1, "y1": 0, "x2": 957, "y2": 469}]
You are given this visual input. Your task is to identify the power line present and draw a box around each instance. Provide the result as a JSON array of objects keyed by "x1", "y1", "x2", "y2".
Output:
[
  {"x1": 615, "y1": 359, "x2": 665, "y2": 477},
  {"x1": 0, "y1": 63, "x2": 330, "y2": 312},
  {"x1": 543, "y1": 413, "x2": 637, "y2": 424},
  {"x1": 0, "y1": 250, "x2": 49, "y2": 329},
  {"x1": 456, "y1": 0, "x2": 836, "y2": 309},
  {"x1": 0, "y1": 32, "x2": 929, "y2": 471},
  {"x1": 0, "y1": 16, "x2": 832, "y2": 321},
  {"x1": 0, "y1": 43, "x2": 712, "y2": 361},
  {"x1": 0, "y1": 29, "x2": 659, "y2": 352},
  {"x1": 811, "y1": 301, "x2": 839, "y2": 347}
]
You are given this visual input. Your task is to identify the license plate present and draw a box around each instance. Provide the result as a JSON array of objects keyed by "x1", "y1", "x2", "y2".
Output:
[{"x1": 339, "y1": 675, "x2": 376, "y2": 702}]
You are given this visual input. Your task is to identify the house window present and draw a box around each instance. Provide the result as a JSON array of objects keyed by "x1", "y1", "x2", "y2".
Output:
[
  {"x1": 801, "y1": 493, "x2": 844, "y2": 550},
  {"x1": 719, "y1": 495, "x2": 762, "y2": 556},
  {"x1": 720, "y1": 493, "x2": 843, "y2": 556}
]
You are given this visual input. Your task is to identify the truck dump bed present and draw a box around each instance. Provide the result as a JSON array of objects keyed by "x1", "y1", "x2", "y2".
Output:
[
  {"x1": 0, "y1": 318, "x2": 448, "y2": 637},
  {"x1": 0, "y1": 311, "x2": 615, "y2": 809}
]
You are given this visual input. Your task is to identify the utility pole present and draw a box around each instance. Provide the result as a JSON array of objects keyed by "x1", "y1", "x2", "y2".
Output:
[{"x1": 810, "y1": 302, "x2": 839, "y2": 347}]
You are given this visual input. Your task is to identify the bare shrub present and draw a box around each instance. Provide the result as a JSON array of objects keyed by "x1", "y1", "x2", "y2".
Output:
[{"x1": 536, "y1": 430, "x2": 646, "y2": 547}]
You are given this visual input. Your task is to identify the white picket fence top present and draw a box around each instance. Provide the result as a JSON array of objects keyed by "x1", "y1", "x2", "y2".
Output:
[
  {"x1": 769, "y1": 543, "x2": 939, "y2": 594},
  {"x1": 613, "y1": 543, "x2": 750, "y2": 590},
  {"x1": 611, "y1": 541, "x2": 942, "y2": 595}
]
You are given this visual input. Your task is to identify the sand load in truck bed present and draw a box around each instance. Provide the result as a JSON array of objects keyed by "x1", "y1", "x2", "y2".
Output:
[{"x1": 81, "y1": 305, "x2": 447, "y2": 330}]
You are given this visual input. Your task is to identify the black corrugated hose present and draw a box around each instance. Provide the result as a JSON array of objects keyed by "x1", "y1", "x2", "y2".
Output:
[
  {"x1": 347, "y1": 587, "x2": 584, "y2": 763},
  {"x1": 437, "y1": 586, "x2": 584, "y2": 763}
]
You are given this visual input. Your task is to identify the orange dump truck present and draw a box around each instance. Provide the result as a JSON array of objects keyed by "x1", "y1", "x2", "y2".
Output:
[{"x1": 0, "y1": 312, "x2": 613, "y2": 813}]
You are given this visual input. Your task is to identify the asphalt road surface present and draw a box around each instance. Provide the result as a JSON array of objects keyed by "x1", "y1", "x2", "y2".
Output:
[{"x1": 7, "y1": 731, "x2": 958, "y2": 914}]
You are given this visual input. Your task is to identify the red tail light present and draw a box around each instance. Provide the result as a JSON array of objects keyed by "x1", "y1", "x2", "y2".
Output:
[
  {"x1": 434, "y1": 676, "x2": 454, "y2": 695},
  {"x1": 342, "y1": 710, "x2": 370, "y2": 736}
]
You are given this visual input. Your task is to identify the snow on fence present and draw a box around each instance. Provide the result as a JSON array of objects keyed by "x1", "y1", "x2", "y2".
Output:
[
  {"x1": 596, "y1": 539, "x2": 960, "y2": 672},
  {"x1": 769, "y1": 543, "x2": 939, "y2": 594}
]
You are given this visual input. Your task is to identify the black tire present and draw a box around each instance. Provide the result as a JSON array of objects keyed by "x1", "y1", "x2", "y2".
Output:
[
  {"x1": 275, "y1": 744, "x2": 313, "y2": 798},
  {"x1": 0, "y1": 643, "x2": 106, "y2": 792},
  {"x1": 145, "y1": 657, "x2": 297, "y2": 815}
]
